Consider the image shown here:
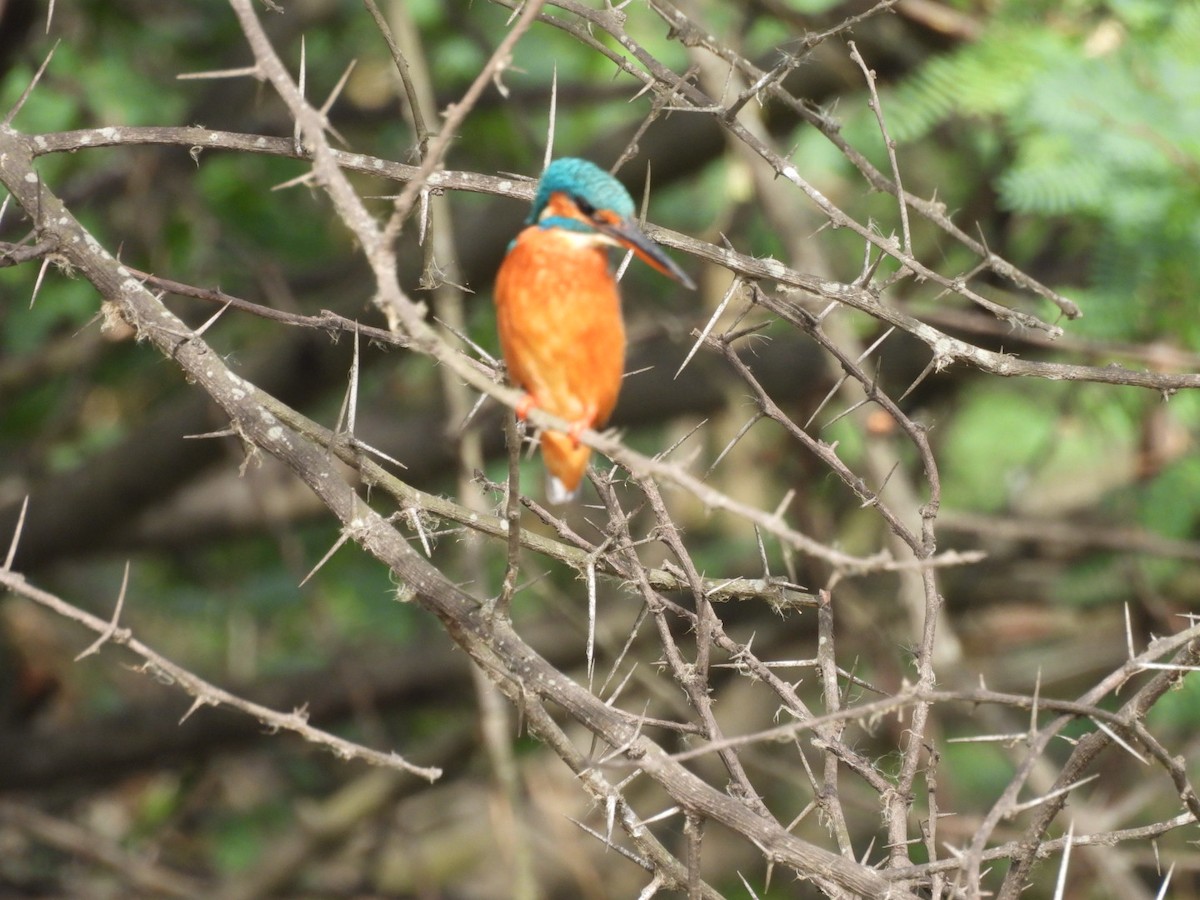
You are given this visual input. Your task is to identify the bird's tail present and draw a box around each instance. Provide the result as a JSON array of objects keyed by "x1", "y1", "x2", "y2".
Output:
[{"x1": 541, "y1": 430, "x2": 591, "y2": 504}]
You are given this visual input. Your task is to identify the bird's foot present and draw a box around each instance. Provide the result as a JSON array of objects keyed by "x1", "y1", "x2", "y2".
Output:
[
  {"x1": 515, "y1": 393, "x2": 538, "y2": 420},
  {"x1": 566, "y1": 420, "x2": 586, "y2": 448},
  {"x1": 566, "y1": 403, "x2": 600, "y2": 447}
]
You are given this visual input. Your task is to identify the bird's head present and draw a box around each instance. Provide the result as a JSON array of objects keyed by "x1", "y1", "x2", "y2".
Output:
[{"x1": 528, "y1": 158, "x2": 695, "y2": 289}]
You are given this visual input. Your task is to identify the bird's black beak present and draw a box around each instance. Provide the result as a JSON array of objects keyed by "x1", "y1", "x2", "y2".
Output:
[{"x1": 598, "y1": 216, "x2": 696, "y2": 290}]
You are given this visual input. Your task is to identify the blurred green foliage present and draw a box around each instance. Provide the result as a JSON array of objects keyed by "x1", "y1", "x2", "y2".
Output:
[
  {"x1": 884, "y1": 0, "x2": 1200, "y2": 342},
  {"x1": 847, "y1": 0, "x2": 1200, "y2": 612}
]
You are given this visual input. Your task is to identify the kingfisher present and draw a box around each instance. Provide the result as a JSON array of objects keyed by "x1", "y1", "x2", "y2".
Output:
[{"x1": 494, "y1": 158, "x2": 695, "y2": 503}]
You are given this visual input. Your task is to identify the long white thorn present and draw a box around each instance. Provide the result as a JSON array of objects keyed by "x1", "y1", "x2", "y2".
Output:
[
  {"x1": 675, "y1": 277, "x2": 739, "y2": 379},
  {"x1": 543, "y1": 64, "x2": 557, "y2": 172},
  {"x1": 1154, "y1": 862, "x2": 1175, "y2": 900},
  {"x1": 299, "y1": 529, "x2": 354, "y2": 587},
  {"x1": 1052, "y1": 820, "x2": 1074, "y2": 900},
  {"x1": 29, "y1": 256, "x2": 51, "y2": 308},
  {"x1": 75, "y1": 560, "x2": 131, "y2": 660},
  {"x1": 586, "y1": 558, "x2": 597, "y2": 687},
  {"x1": 3, "y1": 496, "x2": 29, "y2": 571}
]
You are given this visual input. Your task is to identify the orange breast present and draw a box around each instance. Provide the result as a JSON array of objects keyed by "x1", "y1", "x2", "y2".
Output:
[{"x1": 493, "y1": 227, "x2": 626, "y2": 429}]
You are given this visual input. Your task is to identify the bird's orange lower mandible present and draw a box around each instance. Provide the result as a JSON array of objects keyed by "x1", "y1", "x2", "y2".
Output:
[{"x1": 493, "y1": 158, "x2": 694, "y2": 502}]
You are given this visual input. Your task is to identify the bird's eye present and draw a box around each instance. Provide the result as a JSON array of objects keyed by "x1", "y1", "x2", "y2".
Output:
[{"x1": 575, "y1": 197, "x2": 597, "y2": 218}]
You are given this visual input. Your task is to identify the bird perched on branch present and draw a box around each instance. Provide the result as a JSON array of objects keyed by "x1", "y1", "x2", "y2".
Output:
[{"x1": 494, "y1": 157, "x2": 695, "y2": 503}]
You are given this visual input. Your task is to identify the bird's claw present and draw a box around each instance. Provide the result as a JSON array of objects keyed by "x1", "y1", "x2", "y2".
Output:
[
  {"x1": 515, "y1": 393, "x2": 537, "y2": 420},
  {"x1": 517, "y1": 394, "x2": 597, "y2": 449}
]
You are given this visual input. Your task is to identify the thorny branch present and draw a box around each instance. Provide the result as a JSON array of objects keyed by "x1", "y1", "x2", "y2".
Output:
[
  {"x1": 20, "y1": 124, "x2": 1200, "y2": 392},
  {"x1": 0, "y1": 568, "x2": 442, "y2": 781}
]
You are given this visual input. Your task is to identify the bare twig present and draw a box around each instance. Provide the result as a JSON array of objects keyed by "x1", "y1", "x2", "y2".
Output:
[{"x1": 0, "y1": 568, "x2": 442, "y2": 781}]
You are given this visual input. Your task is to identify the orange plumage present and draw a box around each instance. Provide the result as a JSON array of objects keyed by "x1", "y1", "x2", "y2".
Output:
[
  {"x1": 495, "y1": 227, "x2": 625, "y2": 496},
  {"x1": 493, "y1": 158, "x2": 694, "y2": 502}
]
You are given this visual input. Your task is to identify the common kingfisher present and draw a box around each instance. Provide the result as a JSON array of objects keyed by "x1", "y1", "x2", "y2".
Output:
[{"x1": 493, "y1": 158, "x2": 695, "y2": 502}]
